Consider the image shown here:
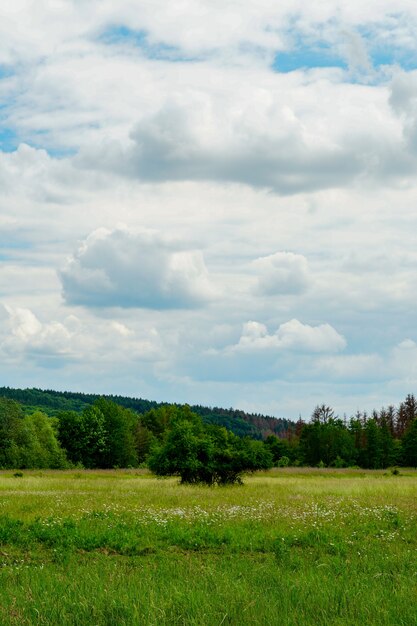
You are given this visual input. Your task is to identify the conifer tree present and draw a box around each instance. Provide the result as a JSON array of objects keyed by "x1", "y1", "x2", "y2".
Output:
[{"x1": 402, "y1": 418, "x2": 417, "y2": 467}]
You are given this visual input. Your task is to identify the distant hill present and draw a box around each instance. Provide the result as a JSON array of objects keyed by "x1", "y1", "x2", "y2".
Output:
[{"x1": 0, "y1": 386, "x2": 294, "y2": 440}]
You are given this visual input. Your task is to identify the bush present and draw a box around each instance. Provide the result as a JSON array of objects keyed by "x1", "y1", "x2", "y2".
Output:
[
  {"x1": 148, "y1": 408, "x2": 272, "y2": 485},
  {"x1": 277, "y1": 456, "x2": 290, "y2": 467}
]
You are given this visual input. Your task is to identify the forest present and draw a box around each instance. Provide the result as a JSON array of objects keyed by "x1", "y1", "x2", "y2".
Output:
[{"x1": 0, "y1": 387, "x2": 416, "y2": 473}]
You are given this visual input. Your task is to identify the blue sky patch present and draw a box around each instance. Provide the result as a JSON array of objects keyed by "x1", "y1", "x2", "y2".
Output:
[
  {"x1": 273, "y1": 36, "x2": 417, "y2": 75},
  {"x1": 273, "y1": 46, "x2": 347, "y2": 73},
  {"x1": 0, "y1": 64, "x2": 14, "y2": 79},
  {"x1": 0, "y1": 127, "x2": 18, "y2": 152},
  {"x1": 99, "y1": 26, "x2": 199, "y2": 63}
]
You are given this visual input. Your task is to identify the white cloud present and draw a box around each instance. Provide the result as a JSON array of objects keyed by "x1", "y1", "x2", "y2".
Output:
[
  {"x1": 2, "y1": 1, "x2": 417, "y2": 66},
  {"x1": 389, "y1": 70, "x2": 417, "y2": 153},
  {"x1": 253, "y1": 251, "x2": 310, "y2": 295},
  {"x1": 1, "y1": 305, "x2": 74, "y2": 363},
  {"x1": 227, "y1": 318, "x2": 346, "y2": 353},
  {"x1": 2, "y1": 2, "x2": 417, "y2": 417},
  {"x1": 0, "y1": 304, "x2": 166, "y2": 368},
  {"x1": 76, "y1": 86, "x2": 411, "y2": 193},
  {"x1": 315, "y1": 353, "x2": 386, "y2": 382},
  {"x1": 60, "y1": 227, "x2": 216, "y2": 309}
]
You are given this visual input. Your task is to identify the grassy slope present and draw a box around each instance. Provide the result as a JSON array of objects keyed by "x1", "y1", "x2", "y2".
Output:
[{"x1": 0, "y1": 469, "x2": 416, "y2": 625}]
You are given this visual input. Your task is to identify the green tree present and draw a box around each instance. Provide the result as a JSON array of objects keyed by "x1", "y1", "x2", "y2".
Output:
[
  {"x1": 94, "y1": 398, "x2": 138, "y2": 468},
  {"x1": 79, "y1": 405, "x2": 107, "y2": 468},
  {"x1": 300, "y1": 413, "x2": 355, "y2": 467},
  {"x1": 402, "y1": 418, "x2": 417, "y2": 467},
  {"x1": 58, "y1": 400, "x2": 138, "y2": 468},
  {"x1": 0, "y1": 398, "x2": 25, "y2": 468},
  {"x1": 57, "y1": 406, "x2": 106, "y2": 468},
  {"x1": 148, "y1": 407, "x2": 272, "y2": 484},
  {"x1": 57, "y1": 410, "x2": 86, "y2": 465},
  {"x1": 264, "y1": 435, "x2": 291, "y2": 465},
  {"x1": 135, "y1": 422, "x2": 156, "y2": 464},
  {"x1": 396, "y1": 394, "x2": 417, "y2": 437},
  {"x1": 20, "y1": 412, "x2": 67, "y2": 468},
  {"x1": 379, "y1": 414, "x2": 397, "y2": 468},
  {"x1": 361, "y1": 419, "x2": 382, "y2": 469}
]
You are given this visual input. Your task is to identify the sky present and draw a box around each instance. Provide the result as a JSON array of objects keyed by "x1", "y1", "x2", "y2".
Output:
[{"x1": 1, "y1": 1, "x2": 417, "y2": 420}]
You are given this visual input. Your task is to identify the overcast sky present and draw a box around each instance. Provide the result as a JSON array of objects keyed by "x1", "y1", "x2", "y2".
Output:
[{"x1": 2, "y1": 1, "x2": 417, "y2": 419}]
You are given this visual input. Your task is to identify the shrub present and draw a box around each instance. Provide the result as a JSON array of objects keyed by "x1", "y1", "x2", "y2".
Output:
[
  {"x1": 277, "y1": 456, "x2": 290, "y2": 467},
  {"x1": 148, "y1": 408, "x2": 272, "y2": 485}
]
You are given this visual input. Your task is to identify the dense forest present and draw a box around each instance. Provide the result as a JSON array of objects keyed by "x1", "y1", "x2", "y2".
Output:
[
  {"x1": 0, "y1": 387, "x2": 293, "y2": 439},
  {"x1": 0, "y1": 387, "x2": 416, "y2": 471}
]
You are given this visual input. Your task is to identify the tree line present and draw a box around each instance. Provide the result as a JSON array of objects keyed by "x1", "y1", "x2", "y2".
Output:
[
  {"x1": 0, "y1": 387, "x2": 292, "y2": 439},
  {"x1": 0, "y1": 397, "x2": 272, "y2": 483},
  {"x1": 0, "y1": 393, "x2": 417, "y2": 476},
  {"x1": 265, "y1": 396, "x2": 417, "y2": 469}
]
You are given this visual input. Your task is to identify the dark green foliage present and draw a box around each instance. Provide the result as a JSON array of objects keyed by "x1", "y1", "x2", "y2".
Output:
[
  {"x1": 299, "y1": 410, "x2": 356, "y2": 467},
  {"x1": 148, "y1": 407, "x2": 272, "y2": 484},
  {"x1": 56, "y1": 410, "x2": 87, "y2": 465},
  {"x1": 57, "y1": 399, "x2": 137, "y2": 468},
  {"x1": 2, "y1": 388, "x2": 417, "y2": 471},
  {"x1": 93, "y1": 398, "x2": 138, "y2": 468},
  {"x1": 135, "y1": 422, "x2": 156, "y2": 464},
  {"x1": 361, "y1": 419, "x2": 383, "y2": 469},
  {"x1": 401, "y1": 418, "x2": 417, "y2": 467},
  {"x1": 0, "y1": 397, "x2": 24, "y2": 467},
  {"x1": 379, "y1": 414, "x2": 397, "y2": 467},
  {"x1": 140, "y1": 404, "x2": 178, "y2": 439},
  {"x1": 264, "y1": 435, "x2": 293, "y2": 465},
  {"x1": 0, "y1": 387, "x2": 294, "y2": 440},
  {"x1": 192, "y1": 405, "x2": 294, "y2": 439}
]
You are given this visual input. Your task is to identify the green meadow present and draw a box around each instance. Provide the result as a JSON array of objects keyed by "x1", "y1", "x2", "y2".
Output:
[{"x1": 0, "y1": 469, "x2": 416, "y2": 625}]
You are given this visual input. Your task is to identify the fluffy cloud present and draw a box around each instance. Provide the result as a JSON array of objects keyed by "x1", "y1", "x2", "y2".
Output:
[
  {"x1": 2, "y1": 2, "x2": 417, "y2": 417},
  {"x1": 227, "y1": 318, "x2": 346, "y2": 353},
  {"x1": 76, "y1": 87, "x2": 410, "y2": 194},
  {"x1": 253, "y1": 251, "x2": 310, "y2": 295},
  {"x1": 0, "y1": 304, "x2": 165, "y2": 367},
  {"x1": 181, "y1": 318, "x2": 346, "y2": 385},
  {"x1": 60, "y1": 227, "x2": 216, "y2": 309},
  {"x1": 0, "y1": 305, "x2": 76, "y2": 365},
  {"x1": 3, "y1": 4, "x2": 417, "y2": 196},
  {"x1": 2, "y1": 1, "x2": 417, "y2": 64}
]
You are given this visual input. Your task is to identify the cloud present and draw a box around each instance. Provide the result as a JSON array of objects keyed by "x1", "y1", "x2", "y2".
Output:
[
  {"x1": 73, "y1": 71, "x2": 417, "y2": 194},
  {"x1": 77, "y1": 97, "x2": 364, "y2": 194},
  {"x1": 3, "y1": 2, "x2": 417, "y2": 417},
  {"x1": 313, "y1": 337, "x2": 417, "y2": 384},
  {"x1": 339, "y1": 29, "x2": 373, "y2": 75},
  {"x1": 315, "y1": 353, "x2": 386, "y2": 382},
  {"x1": 0, "y1": 305, "x2": 75, "y2": 365},
  {"x1": 253, "y1": 251, "x2": 311, "y2": 295},
  {"x1": 389, "y1": 70, "x2": 417, "y2": 153},
  {"x1": 2, "y1": 1, "x2": 417, "y2": 67},
  {"x1": 0, "y1": 304, "x2": 165, "y2": 368},
  {"x1": 227, "y1": 318, "x2": 346, "y2": 354},
  {"x1": 2, "y1": 7, "x2": 416, "y2": 196},
  {"x1": 182, "y1": 318, "x2": 346, "y2": 384},
  {"x1": 60, "y1": 227, "x2": 216, "y2": 309}
]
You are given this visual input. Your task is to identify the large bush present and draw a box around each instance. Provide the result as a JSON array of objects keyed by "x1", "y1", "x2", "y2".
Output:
[{"x1": 148, "y1": 407, "x2": 272, "y2": 484}]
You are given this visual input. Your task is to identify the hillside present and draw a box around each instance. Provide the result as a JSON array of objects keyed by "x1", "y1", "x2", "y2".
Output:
[{"x1": 0, "y1": 386, "x2": 294, "y2": 440}]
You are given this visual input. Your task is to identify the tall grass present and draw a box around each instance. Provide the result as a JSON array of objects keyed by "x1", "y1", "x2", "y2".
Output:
[{"x1": 0, "y1": 469, "x2": 416, "y2": 625}]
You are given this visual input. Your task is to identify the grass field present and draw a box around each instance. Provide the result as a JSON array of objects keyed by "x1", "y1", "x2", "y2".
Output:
[{"x1": 0, "y1": 468, "x2": 416, "y2": 625}]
